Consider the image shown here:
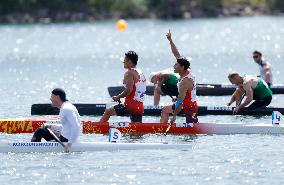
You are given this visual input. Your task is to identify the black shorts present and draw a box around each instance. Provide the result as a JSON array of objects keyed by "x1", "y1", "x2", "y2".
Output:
[
  {"x1": 31, "y1": 128, "x2": 68, "y2": 142},
  {"x1": 114, "y1": 104, "x2": 142, "y2": 122},
  {"x1": 161, "y1": 83, "x2": 179, "y2": 97},
  {"x1": 249, "y1": 95, "x2": 272, "y2": 109},
  {"x1": 172, "y1": 104, "x2": 198, "y2": 123}
]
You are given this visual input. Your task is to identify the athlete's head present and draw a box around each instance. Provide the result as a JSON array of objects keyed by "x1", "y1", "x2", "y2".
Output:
[
  {"x1": 228, "y1": 72, "x2": 243, "y2": 86},
  {"x1": 174, "y1": 57, "x2": 190, "y2": 73},
  {"x1": 149, "y1": 72, "x2": 158, "y2": 84},
  {"x1": 123, "y1": 51, "x2": 138, "y2": 69},
  {"x1": 253, "y1": 50, "x2": 262, "y2": 64},
  {"x1": 50, "y1": 88, "x2": 67, "y2": 108}
]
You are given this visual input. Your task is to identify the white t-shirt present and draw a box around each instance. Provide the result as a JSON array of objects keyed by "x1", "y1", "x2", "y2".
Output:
[
  {"x1": 59, "y1": 102, "x2": 81, "y2": 143},
  {"x1": 259, "y1": 60, "x2": 272, "y2": 84}
]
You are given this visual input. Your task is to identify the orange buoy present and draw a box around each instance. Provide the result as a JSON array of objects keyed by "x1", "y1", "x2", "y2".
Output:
[{"x1": 116, "y1": 19, "x2": 128, "y2": 31}]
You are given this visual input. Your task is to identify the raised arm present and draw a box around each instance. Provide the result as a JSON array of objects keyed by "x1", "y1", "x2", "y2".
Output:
[{"x1": 166, "y1": 29, "x2": 181, "y2": 59}]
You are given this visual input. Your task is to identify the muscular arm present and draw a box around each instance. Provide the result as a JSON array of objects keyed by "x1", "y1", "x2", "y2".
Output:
[
  {"x1": 238, "y1": 82, "x2": 253, "y2": 109},
  {"x1": 117, "y1": 70, "x2": 134, "y2": 99},
  {"x1": 264, "y1": 65, "x2": 271, "y2": 85},
  {"x1": 156, "y1": 73, "x2": 170, "y2": 87},
  {"x1": 166, "y1": 30, "x2": 181, "y2": 59},
  {"x1": 172, "y1": 78, "x2": 191, "y2": 117},
  {"x1": 227, "y1": 87, "x2": 245, "y2": 106}
]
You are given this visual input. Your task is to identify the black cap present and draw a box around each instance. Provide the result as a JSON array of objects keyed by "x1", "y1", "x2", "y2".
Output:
[
  {"x1": 52, "y1": 88, "x2": 68, "y2": 102},
  {"x1": 177, "y1": 57, "x2": 190, "y2": 70}
]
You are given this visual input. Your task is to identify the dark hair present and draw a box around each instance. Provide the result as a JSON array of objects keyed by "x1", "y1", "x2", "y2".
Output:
[
  {"x1": 125, "y1": 51, "x2": 138, "y2": 65},
  {"x1": 253, "y1": 50, "x2": 262, "y2": 56},
  {"x1": 52, "y1": 88, "x2": 67, "y2": 102},
  {"x1": 177, "y1": 57, "x2": 190, "y2": 70}
]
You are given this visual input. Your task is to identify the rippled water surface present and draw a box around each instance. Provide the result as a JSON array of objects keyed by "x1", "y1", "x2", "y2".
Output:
[{"x1": 0, "y1": 16, "x2": 284, "y2": 184}]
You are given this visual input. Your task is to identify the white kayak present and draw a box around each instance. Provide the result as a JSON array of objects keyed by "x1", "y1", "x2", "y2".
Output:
[{"x1": 0, "y1": 142, "x2": 191, "y2": 153}]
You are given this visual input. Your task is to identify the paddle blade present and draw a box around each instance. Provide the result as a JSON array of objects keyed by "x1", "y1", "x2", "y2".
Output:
[
  {"x1": 165, "y1": 125, "x2": 171, "y2": 133},
  {"x1": 272, "y1": 111, "x2": 282, "y2": 125},
  {"x1": 108, "y1": 128, "x2": 122, "y2": 142}
]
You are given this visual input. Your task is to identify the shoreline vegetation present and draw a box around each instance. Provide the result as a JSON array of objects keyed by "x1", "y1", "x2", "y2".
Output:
[{"x1": 0, "y1": 0, "x2": 283, "y2": 24}]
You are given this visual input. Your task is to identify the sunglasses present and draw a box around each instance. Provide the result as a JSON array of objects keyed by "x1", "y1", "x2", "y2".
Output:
[{"x1": 253, "y1": 55, "x2": 259, "y2": 59}]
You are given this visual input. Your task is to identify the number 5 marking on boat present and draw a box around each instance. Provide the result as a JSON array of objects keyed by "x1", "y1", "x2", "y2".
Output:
[{"x1": 108, "y1": 128, "x2": 122, "y2": 142}]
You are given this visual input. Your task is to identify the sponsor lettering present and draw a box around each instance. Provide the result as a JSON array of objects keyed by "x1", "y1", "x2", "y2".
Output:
[
  {"x1": 207, "y1": 106, "x2": 232, "y2": 111},
  {"x1": 110, "y1": 122, "x2": 129, "y2": 127},
  {"x1": 175, "y1": 122, "x2": 193, "y2": 128},
  {"x1": 46, "y1": 120, "x2": 60, "y2": 124},
  {"x1": 221, "y1": 84, "x2": 235, "y2": 88},
  {"x1": 0, "y1": 120, "x2": 44, "y2": 133},
  {"x1": 11, "y1": 142, "x2": 59, "y2": 147},
  {"x1": 95, "y1": 104, "x2": 106, "y2": 108},
  {"x1": 145, "y1": 105, "x2": 163, "y2": 109}
]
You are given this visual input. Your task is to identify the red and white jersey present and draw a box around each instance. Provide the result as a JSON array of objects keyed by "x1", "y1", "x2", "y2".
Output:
[
  {"x1": 124, "y1": 68, "x2": 146, "y2": 115},
  {"x1": 125, "y1": 68, "x2": 146, "y2": 102},
  {"x1": 177, "y1": 71, "x2": 197, "y2": 109}
]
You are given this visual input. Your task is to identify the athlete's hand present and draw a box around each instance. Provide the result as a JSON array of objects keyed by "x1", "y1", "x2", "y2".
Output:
[
  {"x1": 170, "y1": 115, "x2": 176, "y2": 124},
  {"x1": 166, "y1": 29, "x2": 172, "y2": 41},
  {"x1": 64, "y1": 143, "x2": 72, "y2": 153},
  {"x1": 233, "y1": 106, "x2": 241, "y2": 114},
  {"x1": 171, "y1": 97, "x2": 178, "y2": 102},
  {"x1": 227, "y1": 102, "x2": 232, "y2": 106},
  {"x1": 42, "y1": 123, "x2": 51, "y2": 129},
  {"x1": 112, "y1": 96, "x2": 120, "y2": 102}
]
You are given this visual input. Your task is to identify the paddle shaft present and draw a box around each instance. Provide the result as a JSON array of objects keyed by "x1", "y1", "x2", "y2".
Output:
[
  {"x1": 238, "y1": 94, "x2": 245, "y2": 106},
  {"x1": 233, "y1": 94, "x2": 245, "y2": 114},
  {"x1": 46, "y1": 127, "x2": 65, "y2": 148},
  {"x1": 164, "y1": 124, "x2": 171, "y2": 135}
]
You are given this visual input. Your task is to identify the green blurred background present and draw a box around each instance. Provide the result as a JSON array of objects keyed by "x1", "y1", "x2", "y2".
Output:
[{"x1": 0, "y1": 0, "x2": 283, "y2": 23}]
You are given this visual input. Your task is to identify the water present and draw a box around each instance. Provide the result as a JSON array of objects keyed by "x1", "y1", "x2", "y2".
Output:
[{"x1": 0, "y1": 16, "x2": 284, "y2": 184}]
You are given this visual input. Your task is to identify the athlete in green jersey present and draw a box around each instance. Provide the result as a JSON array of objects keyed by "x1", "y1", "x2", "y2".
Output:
[
  {"x1": 150, "y1": 71, "x2": 179, "y2": 105},
  {"x1": 227, "y1": 72, "x2": 272, "y2": 114}
]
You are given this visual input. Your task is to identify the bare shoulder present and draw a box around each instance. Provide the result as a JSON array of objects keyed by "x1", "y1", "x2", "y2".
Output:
[
  {"x1": 180, "y1": 77, "x2": 192, "y2": 87},
  {"x1": 264, "y1": 64, "x2": 271, "y2": 70},
  {"x1": 182, "y1": 77, "x2": 193, "y2": 83},
  {"x1": 243, "y1": 75, "x2": 253, "y2": 83},
  {"x1": 124, "y1": 69, "x2": 135, "y2": 77},
  {"x1": 243, "y1": 78, "x2": 251, "y2": 85},
  {"x1": 243, "y1": 77, "x2": 255, "y2": 89},
  {"x1": 159, "y1": 72, "x2": 170, "y2": 78}
]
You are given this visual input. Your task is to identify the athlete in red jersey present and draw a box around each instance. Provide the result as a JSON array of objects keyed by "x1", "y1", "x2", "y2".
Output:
[
  {"x1": 100, "y1": 51, "x2": 146, "y2": 123},
  {"x1": 160, "y1": 30, "x2": 198, "y2": 124}
]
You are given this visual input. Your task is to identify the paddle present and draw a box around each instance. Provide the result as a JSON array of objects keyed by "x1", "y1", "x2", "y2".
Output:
[
  {"x1": 233, "y1": 94, "x2": 245, "y2": 114},
  {"x1": 165, "y1": 114, "x2": 175, "y2": 136},
  {"x1": 46, "y1": 127, "x2": 65, "y2": 148},
  {"x1": 164, "y1": 123, "x2": 172, "y2": 136},
  {"x1": 164, "y1": 96, "x2": 178, "y2": 135}
]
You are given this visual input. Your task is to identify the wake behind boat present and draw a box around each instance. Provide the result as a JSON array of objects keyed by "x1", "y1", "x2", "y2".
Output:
[
  {"x1": 108, "y1": 84, "x2": 284, "y2": 97},
  {"x1": 31, "y1": 103, "x2": 284, "y2": 116},
  {"x1": 0, "y1": 142, "x2": 191, "y2": 153}
]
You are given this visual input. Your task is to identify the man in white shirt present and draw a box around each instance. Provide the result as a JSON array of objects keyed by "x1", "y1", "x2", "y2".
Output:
[
  {"x1": 253, "y1": 50, "x2": 273, "y2": 87},
  {"x1": 31, "y1": 88, "x2": 81, "y2": 152}
]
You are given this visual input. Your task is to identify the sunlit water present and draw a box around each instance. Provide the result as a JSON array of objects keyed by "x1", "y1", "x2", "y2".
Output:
[{"x1": 0, "y1": 16, "x2": 284, "y2": 184}]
